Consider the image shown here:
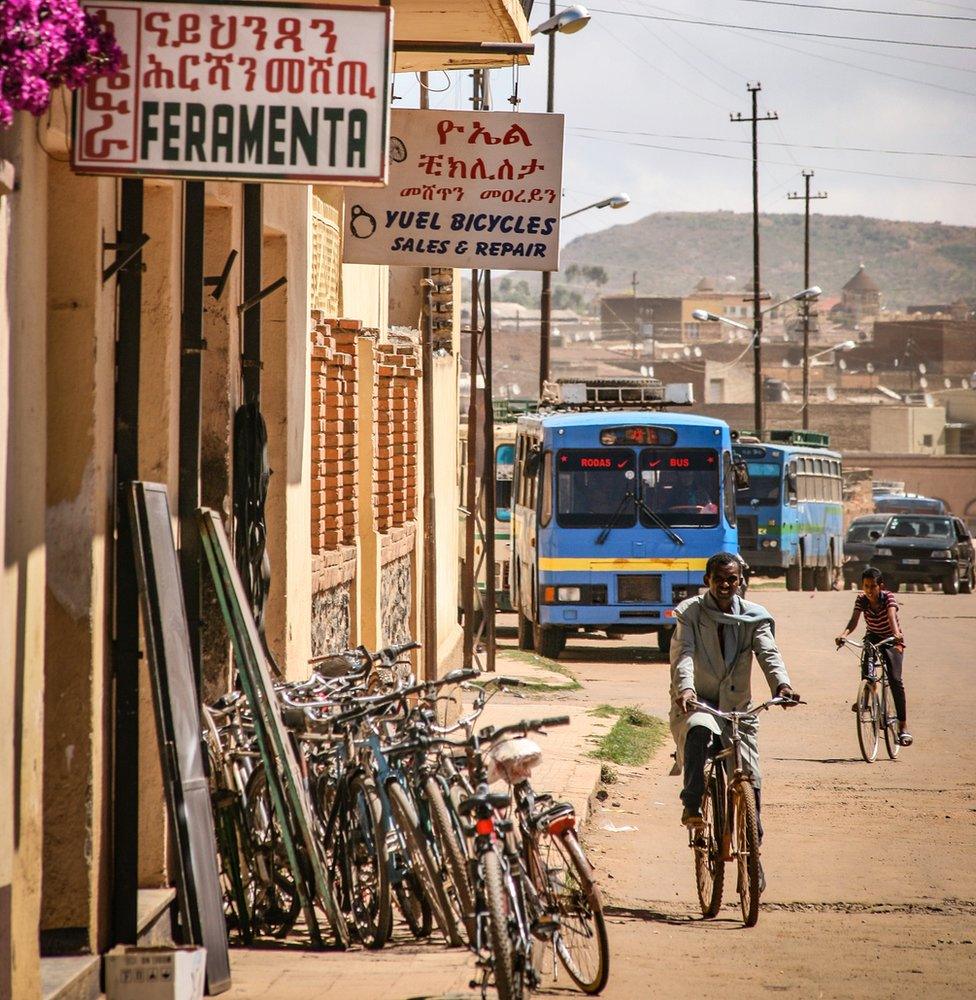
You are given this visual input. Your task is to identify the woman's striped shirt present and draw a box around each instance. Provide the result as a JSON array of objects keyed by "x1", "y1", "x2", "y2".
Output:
[{"x1": 854, "y1": 591, "x2": 902, "y2": 641}]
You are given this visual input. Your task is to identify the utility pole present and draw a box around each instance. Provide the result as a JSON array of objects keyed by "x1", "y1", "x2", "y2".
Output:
[
  {"x1": 630, "y1": 271, "x2": 638, "y2": 357},
  {"x1": 788, "y1": 171, "x2": 827, "y2": 430},
  {"x1": 537, "y1": 0, "x2": 557, "y2": 395},
  {"x1": 732, "y1": 82, "x2": 777, "y2": 439}
]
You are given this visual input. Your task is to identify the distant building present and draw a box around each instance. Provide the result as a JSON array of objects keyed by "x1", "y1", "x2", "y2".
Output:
[
  {"x1": 832, "y1": 264, "x2": 881, "y2": 327},
  {"x1": 599, "y1": 295, "x2": 683, "y2": 346},
  {"x1": 856, "y1": 319, "x2": 976, "y2": 376}
]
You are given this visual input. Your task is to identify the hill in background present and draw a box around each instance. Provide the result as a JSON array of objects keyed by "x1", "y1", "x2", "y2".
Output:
[{"x1": 558, "y1": 211, "x2": 976, "y2": 308}]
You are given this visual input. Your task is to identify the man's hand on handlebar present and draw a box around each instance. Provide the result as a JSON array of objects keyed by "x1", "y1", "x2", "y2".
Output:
[
  {"x1": 676, "y1": 688, "x2": 697, "y2": 714},
  {"x1": 776, "y1": 683, "x2": 800, "y2": 706}
]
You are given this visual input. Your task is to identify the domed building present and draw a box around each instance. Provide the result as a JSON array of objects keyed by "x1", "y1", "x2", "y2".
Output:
[{"x1": 836, "y1": 264, "x2": 881, "y2": 326}]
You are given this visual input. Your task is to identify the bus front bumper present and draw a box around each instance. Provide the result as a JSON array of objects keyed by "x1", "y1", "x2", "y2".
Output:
[
  {"x1": 539, "y1": 604, "x2": 678, "y2": 630},
  {"x1": 739, "y1": 546, "x2": 789, "y2": 570}
]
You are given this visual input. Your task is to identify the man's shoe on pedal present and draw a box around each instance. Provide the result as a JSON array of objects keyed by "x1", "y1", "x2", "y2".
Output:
[{"x1": 682, "y1": 806, "x2": 705, "y2": 829}]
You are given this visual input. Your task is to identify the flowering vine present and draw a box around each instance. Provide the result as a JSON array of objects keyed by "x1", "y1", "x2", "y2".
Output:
[{"x1": 0, "y1": 0, "x2": 122, "y2": 129}]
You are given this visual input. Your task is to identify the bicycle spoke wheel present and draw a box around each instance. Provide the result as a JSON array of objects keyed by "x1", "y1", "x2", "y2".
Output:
[
  {"x1": 484, "y1": 846, "x2": 520, "y2": 1000},
  {"x1": 856, "y1": 681, "x2": 880, "y2": 763},
  {"x1": 734, "y1": 784, "x2": 761, "y2": 928},
  {"x1": 345, "y1": 775, "x2": 391, "y2": 949},
  {"x1": 386, "y1": 781, "x2": 462, "y2": 946},
  {"x1": 424, "y1": 777, "x2": 475, "y2": 944},
  {"x1": 547, "y1": 831, "x2": 610, "y2": 995},
  {"x1": 393, "y1": 868, "x2": 432, "y2": 939},
  {"x1": 244, "y1": 767, "x2": 301, "y2": 938},
  {"x1": 882, "y1": 682, "x2": 901, "y2": 761},
  {"x1": 695, "y1": 769, "x2": 725, "y2": 919}
]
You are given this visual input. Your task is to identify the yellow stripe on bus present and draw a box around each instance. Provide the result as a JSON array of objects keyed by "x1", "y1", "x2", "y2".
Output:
[{"x1": 538, "y1": 557, "x2": 709, "y2": 571}]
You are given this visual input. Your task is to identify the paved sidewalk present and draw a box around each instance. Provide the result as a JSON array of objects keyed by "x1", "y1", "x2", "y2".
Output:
[{"x1": 225, "y1": 655, "x2": 608, "y2": 1000}]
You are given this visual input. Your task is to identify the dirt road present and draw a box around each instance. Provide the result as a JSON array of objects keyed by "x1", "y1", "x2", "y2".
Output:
[{"x1": 569, "y1": 589, "x2": 976, "y2": 999}]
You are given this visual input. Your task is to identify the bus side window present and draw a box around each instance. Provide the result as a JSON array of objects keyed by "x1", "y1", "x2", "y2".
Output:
[
  {"x1": 540, "y1": 452, "x2": 553, "y2": 526},
  {"x1": 723, "y1": 452, "x2": 737, "y2": 526},
  {"x1": 513, "y1": 437, "x2": 523, "y2": 507}
]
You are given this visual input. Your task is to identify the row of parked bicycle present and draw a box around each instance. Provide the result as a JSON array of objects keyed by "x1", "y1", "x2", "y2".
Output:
[{"x1": 203, "y1": 639, "x2": 609, "y2": 999}]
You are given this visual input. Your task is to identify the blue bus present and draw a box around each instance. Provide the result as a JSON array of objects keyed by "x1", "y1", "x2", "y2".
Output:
[
  {"x1": 733, "y1": 434, "x2": 844, "y2": 591},
  {"x1": 510, "y1": 409, "x2": 740, "y2": 658}
]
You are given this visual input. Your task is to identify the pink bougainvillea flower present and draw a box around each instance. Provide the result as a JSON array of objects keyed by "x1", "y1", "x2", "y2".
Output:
[{"x1": 0, "y1": 0, "x2": 122, "y2": 128}]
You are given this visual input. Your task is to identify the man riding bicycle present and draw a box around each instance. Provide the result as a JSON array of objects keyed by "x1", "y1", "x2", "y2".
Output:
[{"x1": 670, "y1": 553, "x2": 798, "y2": 863}]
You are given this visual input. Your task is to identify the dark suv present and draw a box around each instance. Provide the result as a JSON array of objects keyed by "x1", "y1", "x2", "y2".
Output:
[
  {"x1": 870, "y1": 515, "x2": 976, "y2": 595},
  {"x1": 842, "y1": 515, "x2": 891, "y2": 589}
]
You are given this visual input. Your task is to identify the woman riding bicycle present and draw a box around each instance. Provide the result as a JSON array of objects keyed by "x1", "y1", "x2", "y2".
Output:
[{"x1": 835, "y1": 567, "x2": 913, "y2": 747}]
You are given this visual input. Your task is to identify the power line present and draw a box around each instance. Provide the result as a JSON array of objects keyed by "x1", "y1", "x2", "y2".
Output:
[
  {"x1": 582, "y1": 6, "x2": 976, "y2": 50},
  {"x1": 726, "y1": 0, "x2": 976, "y2": 22},
  {"x1": 570, "y1": 132, "x2": 976, "y2": 187},
  {"x1": 571, "y1": 126, "x2": 976, "y2": 160}
]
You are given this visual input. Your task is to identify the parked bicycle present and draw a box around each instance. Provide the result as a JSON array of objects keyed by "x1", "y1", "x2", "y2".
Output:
[
  {"x1": 837, "y1": 636, "x2": 902, "y2": 763},
  {"x1": 688, "y1": 696, "x2": 802, "y2": 927}
]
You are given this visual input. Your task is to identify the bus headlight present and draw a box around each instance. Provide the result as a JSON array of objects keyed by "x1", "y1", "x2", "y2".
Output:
[
  {"x1": 760, "y1": 539, "x2": 778, "y2": 548},
  {"x1": 556, "y1": 586, "x2": 582, "y2": 602}
]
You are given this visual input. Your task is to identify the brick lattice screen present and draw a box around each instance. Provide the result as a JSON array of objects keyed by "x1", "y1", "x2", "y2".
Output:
[
  {"x1": 375, "y1": 336, "x2": 420, "y2": 533},
  {"x1": 310, "y1": 316, "x2": 358, "y2": 553},
  {"x1": 311, "y1": 196, "x2": 341, "y2": 318}
]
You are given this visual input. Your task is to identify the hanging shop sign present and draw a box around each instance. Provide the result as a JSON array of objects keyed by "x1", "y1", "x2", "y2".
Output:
[
  {"x1": 72, "y1": 1, "x2": 391, "y2": 184},
  {"x1": 342, "y1": 108, "x2": 564, "y2": 271}
]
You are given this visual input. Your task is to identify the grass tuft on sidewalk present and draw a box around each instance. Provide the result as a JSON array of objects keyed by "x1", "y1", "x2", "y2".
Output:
[
  {"x1": 588, "y1": 705, "x2": 666, "y2": 766},
  {"x1": 494, "y1": 649, "x2": 582, "y2": 691}
]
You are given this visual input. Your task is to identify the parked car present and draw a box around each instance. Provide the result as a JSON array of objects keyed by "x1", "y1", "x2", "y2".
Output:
[
  {"x1": 842, "y1": 514, "x2": 891, "y2": 589},
  {"x1": 870, "y1": 515, "x2": 976, "y2": 595}
]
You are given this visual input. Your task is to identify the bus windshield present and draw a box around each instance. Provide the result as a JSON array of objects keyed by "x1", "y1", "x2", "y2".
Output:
[
  {"x1": 556, "y1": 449, "x2": 637, "y2": 528},
  {"x1": 639, "y1": 449, "x2": 719, "y2": 527},
  {"x1": 495, "y1": 443, "x2": 514, "y2": 522},
  {"x1": 741, "y1": 460, "x2": 782, "y2": 505}
]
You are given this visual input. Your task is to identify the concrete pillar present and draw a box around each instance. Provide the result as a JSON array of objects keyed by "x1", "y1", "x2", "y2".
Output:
[
  {"x1": 199, "y1": 194, "x2": 240, "y2": 702},
  {"x1": 41, "y1": 159, "x2": 115, "y2": 954},
  {"x1": 135, "y1": 182, "x2": 182, "y2": 888},
  {"x1": 356, "y1": 335, "x2": 382, "y2": 650},
  {"x1": 0, "y1": 116, "x2": 48, "y2": 1000}
]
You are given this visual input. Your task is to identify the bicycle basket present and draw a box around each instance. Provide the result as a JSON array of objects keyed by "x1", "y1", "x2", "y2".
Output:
[{"x1": 487, "y1": 737, "x2": 543, "y2": 784}]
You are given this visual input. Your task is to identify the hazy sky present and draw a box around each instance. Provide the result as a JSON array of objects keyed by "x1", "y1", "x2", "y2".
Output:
[{"x1": 397, "y1": 0, "x2": 976, "y2": 243}]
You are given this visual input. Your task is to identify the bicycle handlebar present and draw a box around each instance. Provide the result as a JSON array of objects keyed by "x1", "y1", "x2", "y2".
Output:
[
  {"x1": 836, "y1": 635, "x2": 898, "y2": 652},
  {"x1": 689, "y1": 696, "x2": 803, "y2": 721}
]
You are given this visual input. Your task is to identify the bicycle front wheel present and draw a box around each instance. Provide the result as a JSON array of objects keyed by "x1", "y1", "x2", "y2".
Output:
[
  {"x1": 345, "y1": 774, "x2": 391, "y2": 949},
  {"x1": 734, "y1": 784, "x2": 761, "y2": 928},
  {"x1": 484, "y1": 846, "x2": 520, "y2": 1000},
  {"x1": 424, "y1": 777, "x2": 475, "y2": 944},
  {"x1": 856, "y1": 681, "x2": 880, "y2": 763},
  {"x1": 550, "y1": 831, "x2": 610, "y2": 994},
  {"x1": 882, "y1": 681, "x2": 901, "y2": 760},
  {"x1": 695, "y1": 767, "x2": 725, "y2": 919},
  {"x1": 386, "y1": 781, "x2": 462, "y2": 946}
]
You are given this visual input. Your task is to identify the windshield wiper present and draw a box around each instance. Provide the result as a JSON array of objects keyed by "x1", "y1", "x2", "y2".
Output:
[
  {"x1": 596, "y1": 492, "x2": 635, "y2": 545},
  {"x1": 638, "y1": 497, "x2": 685, "y2": 546}
]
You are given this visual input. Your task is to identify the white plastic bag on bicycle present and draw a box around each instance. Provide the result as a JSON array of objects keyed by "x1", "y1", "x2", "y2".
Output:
[{"x1": 487, "y1": 737, "x2": 543, "y2": 784}]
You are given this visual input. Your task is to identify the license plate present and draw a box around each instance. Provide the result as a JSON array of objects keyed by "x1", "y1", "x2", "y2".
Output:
[{"x1": 902, "y1": 558, "x2": 920, "y2": 565}]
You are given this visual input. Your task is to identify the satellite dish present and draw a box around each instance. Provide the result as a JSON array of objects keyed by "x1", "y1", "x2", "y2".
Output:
[
  {"x1": 866, "y1": 362, "x2": 875, "y2": 374},
  {"x1": 893, "y1": 358, "x2": 899, "y2": 367},
  {"x1": 838, "y1": 358, "x2": 847, "y2": 371},
  {"x1": 640, "y1": 365, "x2": 648, "y2": 376},
  {"x1": 683, "y1": 346, "x2": 692, "y2": 357},
  {"x1": 693, "y1": 347, "x2": 702, "y2": 358},
  {"x1": 963, "y1": 378, "x2": 971, "y2": 389},
  {"x1": 919, "y1": 377, "x2": 928, "y2": 389},
  {"x1": 589, "y1": 331, "x2": 596, "y2": 342},
  {"x1": 826, "y1": 385, "x2": 837, "y2": 402},
  {"x1": 511, "y1": 383, "x2": 521, "y2": 396},
  {"x1": 782, "y1": 359, "x2": 790, "y2": 368},
  {"x1": 944, "y1": 378, "x2": 952, "y2": 389},
  {"x1": 919, "y1": 363, "x2": 927, "y2": 375}
]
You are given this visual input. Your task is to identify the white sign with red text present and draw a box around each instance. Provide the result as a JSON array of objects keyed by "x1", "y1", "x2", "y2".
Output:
[
  {"x1": 72, "y1": 1, "x2": 391, "y2": 184},
  {"x1": 342, "y1": 109, "x2": 564, "y2": 271}
]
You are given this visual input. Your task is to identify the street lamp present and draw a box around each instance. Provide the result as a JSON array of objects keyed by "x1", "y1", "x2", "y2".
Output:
[
  {"x1": 693, "y1": 285, "x2": 822, "y2": 437},
  {"x1": 561, "y1": 193, "x2": 629, "y2": 219},
  {"x1": 535, "y1": 2, "x2": 591, "y2": 396},
  {"x1": 809, "y1": 340, "x2": 855, "y2": 364}
]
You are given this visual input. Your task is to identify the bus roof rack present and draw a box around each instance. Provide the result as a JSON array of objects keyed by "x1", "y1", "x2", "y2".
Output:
[
  {"x1": 737, "y1": 429, "x2": 831, "y2": 448},
  {"x1": 492, "y1": 399, "x2": 538, "y2": 422},
  {"x1": 541, "y1": 377, "x2": 694, "y2": 409}
]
